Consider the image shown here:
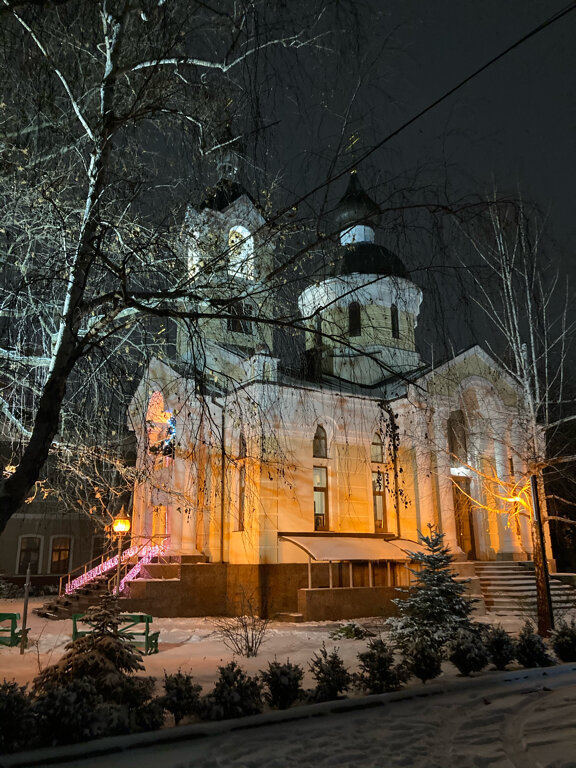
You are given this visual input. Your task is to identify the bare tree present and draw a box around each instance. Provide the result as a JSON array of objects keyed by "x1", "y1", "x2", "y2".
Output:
[
  {"x1": 455, "y1": 198, "x2": 576, "y2": 634},
  {"x1": 0, "y1": 0, "x2": 345, "y2": 535}
]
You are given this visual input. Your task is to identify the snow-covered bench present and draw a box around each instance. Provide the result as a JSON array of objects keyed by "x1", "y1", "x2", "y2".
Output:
[{"x1": 72, "y1": 612, "x2": 160, "y2": 655}]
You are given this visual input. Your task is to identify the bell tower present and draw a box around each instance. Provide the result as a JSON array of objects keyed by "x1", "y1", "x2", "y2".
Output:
[
  {"x1": 176, "y1": 153, "x2": 276, "y2": 387},
  {"x1": 298, "y1": 172, "x2": 422, "y2": 384}
]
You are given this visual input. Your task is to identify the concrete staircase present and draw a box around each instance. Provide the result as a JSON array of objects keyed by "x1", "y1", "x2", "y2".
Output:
[
  {"x1": 34, "y1": 576, "x2": 110, "y2": 620},
  {"x1": 476, "y1": 561, "x2": 576, "y2": 616}
]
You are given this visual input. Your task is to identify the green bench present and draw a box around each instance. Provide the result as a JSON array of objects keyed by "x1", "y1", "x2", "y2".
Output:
[
  {"x1": 72, "y1": 612, "x2": 160, "y2": 655},
  {"x1": 0, "y1": 613, "x2": 22, "y2": 647}
]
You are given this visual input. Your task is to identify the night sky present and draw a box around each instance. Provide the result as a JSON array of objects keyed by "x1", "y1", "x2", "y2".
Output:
[{"x1": 269, "y1": 0, "x2": 575, "y2": 274}]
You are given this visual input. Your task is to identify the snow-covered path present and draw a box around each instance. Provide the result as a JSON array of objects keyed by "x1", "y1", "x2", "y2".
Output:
[{"x1": 5, "y1": 666, "x2": 576, "y2": 768}]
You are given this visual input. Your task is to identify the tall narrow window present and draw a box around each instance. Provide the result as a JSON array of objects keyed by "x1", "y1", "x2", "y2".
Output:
[
  {"x1": 50, "y1": 536, "x2": 71, "y2": 574},
  {"x1": 239, "y1": 433, "x2": 247, "y2": 459},
  {"x1": 227, "y1": 301, "x2": 253, "y2": 335},
  {"x1": 447, "y1": 410, "x2": 467, "y2": 466},
  {"x1": 391, "y1": 304, "x2": 399, "y2": 339},
  {"x1": 313, "y1": 425, "x2": 327, "y2": 458},
  {"x1": 371, "y1": 432, "x2": 384, "y2": 463},
  {"x1": 238, "y1": 464, "x2": 246, "y2": 531},
  {"x1": 313, "y1": 466, "x2": 329, "y2": 531},
  {"x1": 18, "y1": 536, "x2": 41, "y2": 575},
  {"x1": 348, "y1": 302, "x2": 361, "y2": 336},
  {"x1": 372, "y1": 471, "x2": 387, "y2": 531}
]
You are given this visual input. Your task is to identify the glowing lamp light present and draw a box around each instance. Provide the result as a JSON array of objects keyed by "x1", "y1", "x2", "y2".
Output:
[{"x1": 112, "y1": 515, "x2": 131, "y2": 534}]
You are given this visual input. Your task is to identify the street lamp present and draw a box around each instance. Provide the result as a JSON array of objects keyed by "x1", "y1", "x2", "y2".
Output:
[{"x1": 112, "y1": 512, "x2": 131, "y2": 598}]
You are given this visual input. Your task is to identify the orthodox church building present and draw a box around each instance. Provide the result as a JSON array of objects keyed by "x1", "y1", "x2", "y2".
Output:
[{"x1": 125, "y1": 168, "x2": 538, "y2": 620}]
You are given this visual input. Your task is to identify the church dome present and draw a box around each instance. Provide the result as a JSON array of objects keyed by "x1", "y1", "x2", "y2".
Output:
[
  {"x1": 333, "y1": 172, "x2": 381, "y2": 229},
  {"x1": 337, "y1": 241, "x2": 408, "y2": 278}
]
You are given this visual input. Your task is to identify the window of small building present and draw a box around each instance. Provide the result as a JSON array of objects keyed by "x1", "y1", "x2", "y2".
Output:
[
  {"x1": 313, "y1": 466, "x2": 329, "y2": 531},
  {"x1": 50, "y1": 536, "x2": 71, "y2": 574},
  {"x1": 348, "y1": 301, "x2": 361, "y2": 337},
  {"x1": 227, "y1": 301, "x2": 253, "y2": 335},
  {"x1": 17, "y1": 536, "x2": 41, "y2": 575},
  {"x1": 391, "y1": 304, "x2": 400, "y2": 339},
  {"x1": 371, "y1": 432, "x2": 384, "y2": 463},
  {"x1": 313, "y1": 425, "x2": 327, "y2": 458},
  {"x1": 372, "y1": 470, "x2": 387, "y2": 531}
]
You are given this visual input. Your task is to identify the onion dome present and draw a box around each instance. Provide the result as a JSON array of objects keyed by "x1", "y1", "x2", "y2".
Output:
[
  {"x1": 333, "y1": 172, "x2": 381, "y2": 230},
  {"x1": 338, "y1": 241, "x2": 408, "y2": 278}
]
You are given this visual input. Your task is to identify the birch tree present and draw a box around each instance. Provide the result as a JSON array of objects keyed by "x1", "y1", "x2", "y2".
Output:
[
  {"x1": 459, "y1": 198, "x2": 576, "y2": 634},
  {"x1": 0, "y1": 0, "x2": 340, "y2": 535}
]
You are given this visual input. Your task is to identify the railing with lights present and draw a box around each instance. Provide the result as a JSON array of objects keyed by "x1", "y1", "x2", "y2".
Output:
[
  {"x1": 118, "y1": 544, "x2": 167, "y2": 594},
  {"x1": 64, "y1": 537, "x2": 167, "y2": 596}
]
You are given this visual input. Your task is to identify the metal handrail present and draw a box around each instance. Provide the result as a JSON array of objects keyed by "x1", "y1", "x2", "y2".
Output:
[
  {"x1": 107, "y1": 536, "x2": 169, "y2": 594},
  {"x1": 59, "y1": 546, "x2": 116, "y2": 596}
]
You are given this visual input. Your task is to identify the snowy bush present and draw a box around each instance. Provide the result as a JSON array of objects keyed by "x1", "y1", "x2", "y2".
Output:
[
  {"x1": 329, "y1": 622, "x2": 370, "y2": 640},
  {"x1": 34, "y1": 678, "x2": 130, "y2": 746},
  {"x1": 260, "y1": 659, "x2": 304, "y2": 709},
  {"x1": 161, "y1": 670, "x2": 202, "y2": 725},
  {"x1": 484, "y1": 624, "x2": 516, "y2": 670},
  {"x1": 309, "y1": 643, "x2": 352, "y2": 702},
  {"x1": 388, "y1": 525, "x2": 474, "y2": 654},
  {"x1": 515, "y1": 621, "x2": 555, "y2": 668},
  {"x1": 0, "y1": 680, "x2": 35, "y2": 753},
  {"x1": 550, "y1": 619, "x2": 576, "y2": 662},
  {"x1": 448, "y1": 628, "x2": 489, "y2": 676},
  {"x1": 200, "y1": 661, "x2": 263, "y2": 720},
  {"x1": 356, "y1": 638, "x2": 407, "y2": 694},
  {"x1": 403, "y1": 634, "x2": 443, "y2": 683}
]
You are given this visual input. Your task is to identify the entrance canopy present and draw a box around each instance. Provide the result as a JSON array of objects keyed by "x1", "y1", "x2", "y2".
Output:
[{"x1": 279, "y1": 535, "x2": 426, "y2": 562}]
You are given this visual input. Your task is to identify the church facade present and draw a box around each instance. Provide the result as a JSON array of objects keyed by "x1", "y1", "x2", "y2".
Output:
[{"x1": 124, "y1": 172, "x2": 539, "y2": 620}]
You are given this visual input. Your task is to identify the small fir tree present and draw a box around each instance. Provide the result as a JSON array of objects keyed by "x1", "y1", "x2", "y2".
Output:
[
  {"x1": 448, "y1": 628, "x2": 489, "y2": 676},
  {"x1": 200, "y1": 662, "x2": 263, "y2": 720},
  {"x1": 0, "y1": 681, "x2": 35, "y2": 753},
  {"x1": 356, "y1": 638, "x2": 407, "y2": 694},
  {"x1": 551, "y1": 619, "x2": 576, "y2": 662},
  {"x1": 309, "y1": 643, "x2": 352, "y2": 702},
  {"x1": 484, "y1": 624, "x2": 516, "y2": 670},
  {"x1": 515, "y1": 621, "x2": 555, "y2": 668},
  {"x1": 161, "y1": 670, "x2": 202, "y2": 725},
  {"x1": 33, "y1": 593, "x2": 147, "y2": 706},
  {"x1": 260, "y1": 659, "x2": 304, "y2": 709},
  {"x1": 403, "y1": 634, "x2": 443, "y2": 684},
  {"x1": 388, "y1": 525, "x2": 474, "y2": 652}
]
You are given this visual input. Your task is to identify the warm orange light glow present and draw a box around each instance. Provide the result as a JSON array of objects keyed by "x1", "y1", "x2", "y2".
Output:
[{"x1": 112, "y1": 515, "x2": 131, "y2": 534}]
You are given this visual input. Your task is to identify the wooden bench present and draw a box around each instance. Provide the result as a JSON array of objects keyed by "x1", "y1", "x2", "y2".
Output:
[
  {"x1": 72, "y1": 612, "x2": 160, "y2": 655},
  {"x1": 0, "y1": 613, "x2": 22, "y2": 647}
]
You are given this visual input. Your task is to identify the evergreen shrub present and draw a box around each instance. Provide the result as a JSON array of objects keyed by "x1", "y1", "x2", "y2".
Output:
[
  {"x1": 403, "y1": 634, "x2": 443, "y2": 683},
  {"x1": 161, "y1": 670, "x2": 202, "y2": 725},
  {"x1": 484, "y1": 624, "x2": 515, "y2": 670},
  {"x1": 515, "y1": 621, "x2": 555, "y2": 668},
  {"x1": 448, "y1": 628, "x2": 489, "y2": 676},
  {"x1": 309, "y1": 643, "x2": 352, "y2": 702},
  {"x1": 551, "y1": 619, "x2": 576, "y2": 662},
  {"x1": 0, "y1": 680, "x2": 35, "y2": 753},
  {"x1": 260, "y1": 659, "x2": 304, "y2": 709},
  {"x1": 200, "y1": 661, "x2": 263, "y2": 720},
  {"x1": 329, "y1": 622, "x2": 370, "y2": 640},
  {"x1": 356, "y1": 637, "x2": 407, "y2": 694},
  {"x1": 388, "y1": 525, "x2": 475, "y2": 654}
]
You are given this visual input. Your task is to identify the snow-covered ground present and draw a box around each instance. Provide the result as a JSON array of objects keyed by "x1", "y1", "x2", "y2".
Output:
[{"x1": 2, "y1": 597, "x2": 576, "y2": 767}]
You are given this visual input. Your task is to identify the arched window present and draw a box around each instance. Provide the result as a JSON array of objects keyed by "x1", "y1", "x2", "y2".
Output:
[
  {"x1": 370, "y1": 432, "x2": 384, "y2": 463},
  {"x1": 238, "y1": 464, "x2": 246, "y2": 531},
  {"x1": 391, "y1": 304, "x2": 399, "y2": 339},
  {"x1": 228, "y1": 225, "x2": 254, "y2": 279},
  {"x1": 447, "y1": 410, "x2": 467, "y2": 466},
  {"x1": 238, "y1": 433, "x2": 247, "y2": 459},
  {"x1": 313, "y1": 425, "x2": 327, "y2": 458},
  {"x1": 227, "y1": 301, "x2": 253, "y2": 335},
  {"x1": 348, "y1": 302, "x2": 361, "y2": 337}
]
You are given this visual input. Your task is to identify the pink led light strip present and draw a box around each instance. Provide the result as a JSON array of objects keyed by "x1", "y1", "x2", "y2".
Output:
[
  {"x1": 119, "y1": 544, "x2": 165, "y2": 594},
  {"x1": 65, "y1": 545, "x2": 140, "y2": 595}
]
